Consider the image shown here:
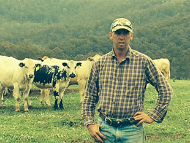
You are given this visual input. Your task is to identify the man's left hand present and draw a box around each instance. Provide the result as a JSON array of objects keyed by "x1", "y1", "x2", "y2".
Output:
[{"x1": 134, "y1": 112, "x2": 154, "y2": 126}]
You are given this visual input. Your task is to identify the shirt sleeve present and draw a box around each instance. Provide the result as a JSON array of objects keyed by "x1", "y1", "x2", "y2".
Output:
[
  {"x1": 145, "y1": 59, "x2": 173, "y2": 123},
  {"x1": 81, "y1": 62, "x2": 99, "y2": 126}
]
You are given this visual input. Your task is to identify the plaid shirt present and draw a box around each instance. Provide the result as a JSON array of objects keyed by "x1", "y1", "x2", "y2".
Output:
[{"x1": 82, "y1": 47, "x2": 173, "y2": 126}]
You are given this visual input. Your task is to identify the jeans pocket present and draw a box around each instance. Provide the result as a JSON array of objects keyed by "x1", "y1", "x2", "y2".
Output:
[{"x1": 98, "y1": 117, "x2": 105, "y2": 129}]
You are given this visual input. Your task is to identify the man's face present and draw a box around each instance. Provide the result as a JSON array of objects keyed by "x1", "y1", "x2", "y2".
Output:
[{"x1": 109, "y1": 29, "x2": 133, "y2": 51}]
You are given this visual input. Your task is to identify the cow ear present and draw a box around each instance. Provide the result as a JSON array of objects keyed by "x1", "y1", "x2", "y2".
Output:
[
  {"x1": 35, "y1": 64, "x2": 41, "y2": 67},
  {"x1": 38, "y1": 57, "x2": 44, "y2": 62},
  {"x1": 19, "y1": 63, "x2": 25, "y2": 67},
  {"x1": 77, "y1": 62, "x2": 82, "y2": 66},
  {"x1": 62, "y1": 62, "x2": 68, "y2": 67},
  {"x1": 35, "y1": 64, "x2": 41, "y2": 71},
  {"x1": 87, "y1": 57, "x2": 93, "y2": 61}
]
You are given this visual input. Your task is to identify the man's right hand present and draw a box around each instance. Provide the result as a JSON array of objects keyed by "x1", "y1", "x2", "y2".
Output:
[{"x1": 87, "y1": 124, "x2": 106, "y2": 142}]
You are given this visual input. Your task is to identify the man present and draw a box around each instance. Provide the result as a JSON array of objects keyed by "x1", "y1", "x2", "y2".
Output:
[{"x1": 81, "y1": 18, "x2": 173, "y2": 143}]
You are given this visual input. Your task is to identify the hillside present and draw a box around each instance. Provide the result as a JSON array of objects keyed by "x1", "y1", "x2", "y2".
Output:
[{"x1": 0, "y1": 0, "x2": 190, "y2": 79}]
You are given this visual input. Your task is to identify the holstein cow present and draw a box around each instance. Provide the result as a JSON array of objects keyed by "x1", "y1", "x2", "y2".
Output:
[
  {"x1": 33, "y1": 58, "x2": 81, "y2": 110},
  {"x1": 153, "y1": 58, "x2": 170, "y2": 80},
  {"x1": 69, "y1": 54, "x2": 101, "y2": 102},
  {"x1": 0, "y1": 56, "x2": 40, "y2": 112}
]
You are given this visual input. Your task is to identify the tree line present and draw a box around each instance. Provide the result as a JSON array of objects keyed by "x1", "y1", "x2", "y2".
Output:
[{"x1": 0, "y1": 0, "x2": 190, "y2": 79}]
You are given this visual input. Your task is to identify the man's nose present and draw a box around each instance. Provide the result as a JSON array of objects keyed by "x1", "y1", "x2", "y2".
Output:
[{"x1": 119, "y1": 34, "x2": 125, "y2": 39}]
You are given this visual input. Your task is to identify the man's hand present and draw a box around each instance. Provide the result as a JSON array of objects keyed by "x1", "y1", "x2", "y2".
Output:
[
  {"x1": 87, "y1": 124, "x2": 106, "y2": 142},
  {"x1": 134, "y1": 112, "x2": 154, "y2": 126}
]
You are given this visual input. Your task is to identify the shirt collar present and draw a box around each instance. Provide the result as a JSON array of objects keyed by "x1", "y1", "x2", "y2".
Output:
[{"x1": 110, "y1": 46, "x2": 131, "y2": 60}]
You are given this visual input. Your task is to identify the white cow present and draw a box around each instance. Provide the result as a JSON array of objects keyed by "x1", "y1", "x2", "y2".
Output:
[
  {"x1": 153, "y1": 58, "x2": 170, "y2": 80},
  {"x1": 69, "y1": 54, "x2": 101, "y2": 102},
  {"x1": 33, "y1": 58, "x2": 81, "y2": 110},
  {"x1": 0, "y1": 56, "x2": 40, "y2": 112}
]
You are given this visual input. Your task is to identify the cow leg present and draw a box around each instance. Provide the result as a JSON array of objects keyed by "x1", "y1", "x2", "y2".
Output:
[
  {"x1": 54, "y1": 98, "x2": 58, "y2": 110},
  {"x1": 44, "y1": 89, "x2": 51, "y2": 106},
  {"x1": 13, "y1": 85, "x2": 21, "y2": 112},
  {"x1": 0, "y1": 86, "x2": 5, "y2": 107},
  {"x1": 0, "y1": 93, "x2": 1, "y2": 107},
  {"x1": 59, "y1": 87, "x2": 67, "y2": 110},
  {"x1": 59, "y1": 99, "x2": 63, "y2": 109},
  {"x1": 78, "y1": 80, "x2": 87, "y2": 103},
  {"x1": 23, "y1": 91, "x2": 30, "y2": 112},
  {"x1": 1, "y1": 90, "x2": 4, "y2": 101},
  {"x1": 59, "y1": 90, "x2": 65, "y2": 110},
  {"x1": 27, "y1": 82, "x2": 33, "y2": 107},
  {"x1": 54, "y1": 91, "x2": 59, "y2": 110},
  {"x1": 40, "y1": 89, "x2": 45, "y2": 105},
  {"x1": 40, "y1": 89, "x2": 51, "y2": 106}
]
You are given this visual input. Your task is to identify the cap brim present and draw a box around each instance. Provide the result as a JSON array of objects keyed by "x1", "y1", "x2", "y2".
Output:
[{"x1": 112, "y1": 26, "x2": 133, "y2": 33}]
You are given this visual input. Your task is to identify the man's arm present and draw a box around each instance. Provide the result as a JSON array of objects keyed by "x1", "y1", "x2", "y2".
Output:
[
  {"x1": 81, "y1": 62, "x2": 99, "y2": 123},
  {"x1": 145, "y1": 59, "x2": 173, "y2": 123}
]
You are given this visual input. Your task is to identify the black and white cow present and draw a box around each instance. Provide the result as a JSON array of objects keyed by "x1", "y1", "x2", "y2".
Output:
[
  {"x1": 33, "y1": 58, "x2": 81, "y2": 110},
  {"x1": 0, "y1": 56, "x2": 40, "y2": 112}
]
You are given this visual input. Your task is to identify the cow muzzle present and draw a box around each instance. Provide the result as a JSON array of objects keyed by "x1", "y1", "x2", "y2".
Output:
[{"x1": 69, "y1": 73, "x2": 76, "y2": 78}]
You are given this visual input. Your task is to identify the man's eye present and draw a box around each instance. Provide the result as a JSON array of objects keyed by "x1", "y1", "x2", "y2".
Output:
[
  {"x1": 123, "y1": 31, "x2": 130, "y2": 35},
  {"x1": 115, "y1": 31, "x2": 121, "y2": 35},
  {"x1": 115, "y1": 30, "x2": 130, "y2": 35}
]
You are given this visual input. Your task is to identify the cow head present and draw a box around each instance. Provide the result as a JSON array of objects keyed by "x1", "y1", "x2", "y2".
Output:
[
  {"x1": 87, "y1": 54, "x2": 101, "y2": 62},
  {"x1": 62, "y1": 60, "x2": 82, "y2": 78},
  {"x1": 38, "y1": 56, "x2": 49, "y2": 62},
  {"x1": 19, "y1": 58, "x2": 41, "y2": 80}
]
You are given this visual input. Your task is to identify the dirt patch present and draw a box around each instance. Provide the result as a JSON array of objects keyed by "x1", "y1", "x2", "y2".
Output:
[{"x1": 146, "y1": 135, "x2": 160, "y2": 141}]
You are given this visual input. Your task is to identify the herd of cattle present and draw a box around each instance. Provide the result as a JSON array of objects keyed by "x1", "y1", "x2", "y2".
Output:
[{"x1": 0, "y1": 55, "x2": 170, "y2": 112}]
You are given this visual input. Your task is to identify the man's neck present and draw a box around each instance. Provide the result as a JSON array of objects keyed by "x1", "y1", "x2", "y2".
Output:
[{"x1": 114, "y1": 47, "x2": 129, "y2": 63}]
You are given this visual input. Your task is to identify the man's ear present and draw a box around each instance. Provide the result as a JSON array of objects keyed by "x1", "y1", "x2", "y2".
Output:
[
  {"x1": 109, "y1": 32, "x2": 113, "y2": 40},
  {"x1": 130, "y1": 33, "x2": 134, "y2": 40}
]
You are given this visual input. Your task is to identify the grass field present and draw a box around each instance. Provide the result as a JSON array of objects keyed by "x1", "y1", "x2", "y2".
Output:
[{"x1": 0, "y1": 80, "x2": 189, "y2": 143}]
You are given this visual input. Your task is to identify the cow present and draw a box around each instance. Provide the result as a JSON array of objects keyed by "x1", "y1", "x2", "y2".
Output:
[
  {"x1": 69, "y1": 54, "x2": 101, "y2": 102},
  {"x1": 33, "y1": 58, "x2": 82, "y2": 110},
  {"x1": 0, "y1": 56, "x2": 40, "y2": 112},
  {"x1": 153, "y1": 58, "x2": 170, "y2": 80}
]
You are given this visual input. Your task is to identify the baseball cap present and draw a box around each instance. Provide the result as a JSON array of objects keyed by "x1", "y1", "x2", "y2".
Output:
[{"x1": 110, "y1": 18, "x2": 133, "y2": 33}]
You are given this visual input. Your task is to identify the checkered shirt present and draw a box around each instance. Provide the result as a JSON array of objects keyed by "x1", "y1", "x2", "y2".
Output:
[{"x1": 81, "y1": 47, "x2": 173, "y2": 126}]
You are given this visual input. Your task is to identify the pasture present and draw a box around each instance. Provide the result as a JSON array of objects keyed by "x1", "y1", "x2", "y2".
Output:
[{"x1": 0, "y1": 80, "x2": 189, "y2": 143}]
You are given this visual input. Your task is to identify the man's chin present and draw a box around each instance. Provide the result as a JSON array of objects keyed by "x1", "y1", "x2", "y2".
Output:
[{"x1": 117, "y1": 46, "x2": 125, "y2": 50}]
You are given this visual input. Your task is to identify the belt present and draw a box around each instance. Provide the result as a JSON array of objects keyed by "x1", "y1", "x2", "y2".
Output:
[{"x1": 99, "y1": 113, "x2": 139, "y2": 127}]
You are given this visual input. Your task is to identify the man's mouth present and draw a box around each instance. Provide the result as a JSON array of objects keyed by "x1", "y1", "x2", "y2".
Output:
[{"x1": 118, "y1": 42, "x2": 125, "y2": 45}]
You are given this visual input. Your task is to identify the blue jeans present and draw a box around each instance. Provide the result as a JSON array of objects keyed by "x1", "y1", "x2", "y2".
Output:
[{"x1": 98, "y1": 117, "x2": 146, "y2": 143}]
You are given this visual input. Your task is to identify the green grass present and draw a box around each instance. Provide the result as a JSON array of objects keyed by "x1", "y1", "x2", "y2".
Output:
[
  {"x1": 144, "y1": 80, "x2": 190, "y2": 143},
  {"x1": 0, "y1": 80, "x2": 190, "y2": 143}
]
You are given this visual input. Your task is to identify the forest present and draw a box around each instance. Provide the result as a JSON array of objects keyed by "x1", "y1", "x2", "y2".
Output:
[{"x1": 0, "y1": 0, "x2": 190, "y2": 79}]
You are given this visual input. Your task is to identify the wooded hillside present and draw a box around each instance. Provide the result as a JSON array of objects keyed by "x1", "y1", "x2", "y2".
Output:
[{"x1": 0, "y1": 0, "x2": 190, "y2": 79}]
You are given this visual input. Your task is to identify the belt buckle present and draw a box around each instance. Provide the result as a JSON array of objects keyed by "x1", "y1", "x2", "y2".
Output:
[
  {"x1": 116, "y1": 119, "x2": 123, "y2": 127},
  {"x1": 105, "y1": 117, "x2": 112, "y2": 126}
]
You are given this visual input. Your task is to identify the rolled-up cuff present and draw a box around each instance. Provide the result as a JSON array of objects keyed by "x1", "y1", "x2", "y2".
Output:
[
  {"x1": 83, "y1": 116, "x2": 95, "y2": 126},
  {"x1": 148, "y1": 110, "x2": 167, "y2": 123}
]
